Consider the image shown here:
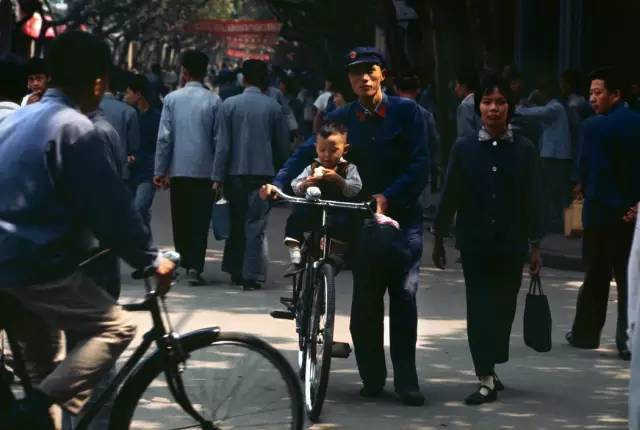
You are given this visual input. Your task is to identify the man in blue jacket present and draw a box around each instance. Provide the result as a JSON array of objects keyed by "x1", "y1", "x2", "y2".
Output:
[
  {"x1": 566, "y1": 67, "x2": 640, "y2": 360},
  {"x1": 0, "y1": 31, "x2": 174, "y2": 429},
  {"x1": 269, "y1": 47, "x2": 429, "y2": 406}
]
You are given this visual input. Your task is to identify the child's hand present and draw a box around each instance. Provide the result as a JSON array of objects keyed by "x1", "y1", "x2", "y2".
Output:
[
  {"x1": 304, "y1": 175, "x2": 322, "y2": 185},
  {"x1": 321, "y1": 169, "x2": 344, "y2": 186}
]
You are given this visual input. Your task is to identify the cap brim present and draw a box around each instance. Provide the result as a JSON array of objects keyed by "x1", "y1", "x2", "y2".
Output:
[{"x1": 345, "y1": 58, "x2": 385, "y2": 69}]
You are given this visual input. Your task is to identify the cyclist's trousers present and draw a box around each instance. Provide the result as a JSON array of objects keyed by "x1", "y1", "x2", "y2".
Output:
[{"x1": 2, "y1": 271, "x2": 136, "y2": 414}]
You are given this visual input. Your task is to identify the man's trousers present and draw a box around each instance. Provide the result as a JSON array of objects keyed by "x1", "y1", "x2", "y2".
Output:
[
  {"x1": 571, "y1": 220, "x2": 634, "y2": 351},
  {"x1": 221, "y1": 176, "x2": 271, "y2": 282},
  {"x1": 169, "y1": 177, "x2": 214, "y2": 273},
  {"x1": 349, "y1": 222, "x2": 423, "y2": 392}
]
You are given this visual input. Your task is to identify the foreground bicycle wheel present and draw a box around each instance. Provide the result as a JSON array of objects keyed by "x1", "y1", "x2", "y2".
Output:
[
  {"x1": 112, "y1": 332, "x2": 304, "y2": 429},
  {"x1": 304, "y1": 263, "x2": 335, "y2": 421}
]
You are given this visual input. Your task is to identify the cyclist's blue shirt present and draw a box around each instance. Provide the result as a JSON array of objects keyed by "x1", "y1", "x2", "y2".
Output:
[
  {"x1": 0, "y1": 89, "x2": 158, "y2": 287},
  {"x1": 274, "y1": 94, "x2": 429, "y2": 221}
]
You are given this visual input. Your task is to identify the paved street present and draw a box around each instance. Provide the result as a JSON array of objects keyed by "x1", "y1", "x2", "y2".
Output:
[{"x1": 118, "y1": 190, "x2": 630, "y2": 430}]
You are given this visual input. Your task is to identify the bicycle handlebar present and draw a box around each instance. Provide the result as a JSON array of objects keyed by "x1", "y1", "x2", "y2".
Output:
[{"x1": 270, "y1": 186, "x2": 375, "y2": 214}]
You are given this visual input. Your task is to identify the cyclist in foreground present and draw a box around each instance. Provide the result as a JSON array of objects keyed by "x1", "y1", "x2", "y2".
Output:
[
  {"x1": 0, "y1": 31, "x2": 174, "y2": 429},
  {"x1": 262, "y1": 47, "x2": 429, "y2": 406}
]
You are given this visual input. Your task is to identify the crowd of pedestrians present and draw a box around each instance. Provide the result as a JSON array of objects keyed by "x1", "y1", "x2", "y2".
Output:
[{"x1": 1, "y1": 27, "x2": 640, "y2": 429}]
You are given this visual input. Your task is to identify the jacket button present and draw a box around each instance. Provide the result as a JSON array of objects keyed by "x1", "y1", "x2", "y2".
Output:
[
  {"x1": 492, "y1": 166, "x2": 497, "y2": 172},
  {"x1": 492, "y1": 141, "x2": 498, "y2": 146}
]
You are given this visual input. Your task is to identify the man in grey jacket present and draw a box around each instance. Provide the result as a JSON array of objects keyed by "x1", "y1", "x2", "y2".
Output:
[
  {"x1": 154, "y1": 51, "x2": 221, "y2": 285},
  {"x1": 99, "y1": 68, "x2": 140, "y2": 179},
  {"x1": 455, "y1": 68, "x2": 481, "y2": 142},
  {"x1": 212, "y1": 59, "x2": 289, "y2": 290}
]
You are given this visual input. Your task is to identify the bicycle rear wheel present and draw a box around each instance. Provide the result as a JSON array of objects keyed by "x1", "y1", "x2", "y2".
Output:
[
  {"x1": 112, "y1": 331, "x2": 304, "y2": 429},
  {"x1": 304, "y1": 263, "x2": 335, "y2": 421}
]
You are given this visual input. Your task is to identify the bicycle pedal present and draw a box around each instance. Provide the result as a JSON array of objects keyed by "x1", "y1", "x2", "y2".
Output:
[
  {"x1": 270, "y1": 310, "x2": 295, "y2": 320},
  {"x1": 331, "y1": 341, "x2": 352, "y2": 358}
]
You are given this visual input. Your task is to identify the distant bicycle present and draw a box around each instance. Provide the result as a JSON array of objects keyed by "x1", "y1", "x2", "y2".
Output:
[
  {"x1": 0, "y1": 251, "x2": 304, "y2": 430},
  {"x1": 268, "y1": 186, "x2": 374, "y2": 421}
]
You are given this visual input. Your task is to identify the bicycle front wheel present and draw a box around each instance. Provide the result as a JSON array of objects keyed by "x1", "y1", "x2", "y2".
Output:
[
  {"x1": 304, "y1": 263, "x2": 335, "y2": 421},
  {"x1": 112, "y1": 331, "x2": 304, "y2": 430}
]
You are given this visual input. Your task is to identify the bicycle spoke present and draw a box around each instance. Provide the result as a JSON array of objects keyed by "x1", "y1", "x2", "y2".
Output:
[{"x1": 129, "y1": 338, "x2": 299, "y2": 429}]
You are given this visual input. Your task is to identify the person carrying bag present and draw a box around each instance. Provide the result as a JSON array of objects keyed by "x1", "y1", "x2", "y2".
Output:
[{"x1": 524, "y1": 274, "x2": 552, "y2": 352}]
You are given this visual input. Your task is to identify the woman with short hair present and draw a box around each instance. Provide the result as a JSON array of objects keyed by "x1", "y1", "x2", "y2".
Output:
[{"x1": 432, "y1": 74, "x2": 545, "y2": 405}]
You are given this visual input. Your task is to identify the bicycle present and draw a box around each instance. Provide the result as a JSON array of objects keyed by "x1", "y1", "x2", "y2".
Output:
[
  {"x1": 0, "y1": 251, "x2": 304, "y2": 430},
  {"x1": 268, "y1": 186, "x2": 373, "y2": 421}
]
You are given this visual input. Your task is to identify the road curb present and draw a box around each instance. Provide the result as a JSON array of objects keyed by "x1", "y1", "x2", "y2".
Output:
[{"x1": 541, "y1": 250, "x2": 583, "y2": 272}]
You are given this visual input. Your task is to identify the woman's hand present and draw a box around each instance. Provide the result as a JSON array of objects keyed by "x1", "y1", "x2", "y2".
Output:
[{"x1": 529, "y1": 248, "x2": 542, "y2": 275}]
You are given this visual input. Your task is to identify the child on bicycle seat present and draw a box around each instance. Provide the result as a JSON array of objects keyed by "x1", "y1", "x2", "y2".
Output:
[{"x1": 284, "y1": 123, "x2": 362, "y2": 271}]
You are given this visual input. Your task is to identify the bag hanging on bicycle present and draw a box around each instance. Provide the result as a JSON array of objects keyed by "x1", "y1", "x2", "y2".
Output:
[
  {"x1": 523, "y1": 274, "x2": 552, "y2": 352},
  {"x1": 355, "y1": 219, "x2": 412, "y2": 270},
  {"x1": 211, "y1": 193, "x2": 230, "y2": 241}
]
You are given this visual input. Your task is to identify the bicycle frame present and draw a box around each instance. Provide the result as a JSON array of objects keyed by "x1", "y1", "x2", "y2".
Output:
[
  {"x1": 2, "y1": 280, "x2": 218, "y2": 430},
  {"x1": 271, "y1": 187, "x2": 373, "y2": 350}
]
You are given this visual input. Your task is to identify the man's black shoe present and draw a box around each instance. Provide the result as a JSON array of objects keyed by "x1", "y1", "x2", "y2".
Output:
[
  {"x1": 187, "y1": 269, "x2": 206, "y2": 286},
  {"x1": 565, "y1": 331, "x2": 599, "y2": 349},
  {"x1": 464, "y1": 385, "x2": 497, "y2": 405},
  {"x1": 359, "y1": 385, "x2": 384, "y2": 398},
  {"x1": 396, "y1": 389, "x2": 425, "y2": 406},
  {"x1": 619, "y1": 349, "x2": 632, "y2": 361},
  {"x1": 230, "y1": 275, "x2": 243, "y2": 285},
  {"x1": 242, "y1": 280, "x2": 262, "y2": 291}
]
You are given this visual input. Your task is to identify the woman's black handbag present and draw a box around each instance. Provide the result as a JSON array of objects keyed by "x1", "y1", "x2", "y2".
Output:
[{"x1": 523, "y1": 274, "x2": 552, "y2": 352}]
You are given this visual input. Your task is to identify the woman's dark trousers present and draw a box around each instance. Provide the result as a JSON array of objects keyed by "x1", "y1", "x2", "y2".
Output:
[{"x1": 461, "y1": 251, "x2": 524, "y2": 377}]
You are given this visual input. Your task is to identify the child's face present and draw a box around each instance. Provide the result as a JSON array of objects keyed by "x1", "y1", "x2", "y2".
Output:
[{"x1": 316, "y1": 134, "x2": 348, "y2": 169}]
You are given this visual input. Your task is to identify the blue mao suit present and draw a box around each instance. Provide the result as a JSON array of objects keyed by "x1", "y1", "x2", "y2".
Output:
[{"x1": 275, "y1": 94, "x2": 429, "y2": 392}]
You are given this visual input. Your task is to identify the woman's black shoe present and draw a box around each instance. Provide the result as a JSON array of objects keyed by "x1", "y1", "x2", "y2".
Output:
[
  {"x1": 464, "y1": 385, "x2": 497, "y2": 405},
  {"x1": 492, "y1": 373, "x2": 504, "y2": 391}
]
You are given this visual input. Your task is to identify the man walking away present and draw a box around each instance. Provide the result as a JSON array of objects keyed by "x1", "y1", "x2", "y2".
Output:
[
  {"x1": 455, "y1": 67, "x2": 481, "y2": 142},
  {"x1": 516, "y1": 79, "x2": 573, "y2": 233},
  {"x1": 125, "y1": 74, "x2": 161, "y2": 230},
  {"x1": 154, "y1": 50, "x2": 221, "y2": 286},
  {"x1": 394, "y1": 74, "x2": 441, "y2": 217},
  {"x1": 212, "y1": 59, "x2": 289, "y2": 291},
  {"x1": 566, "y1": 67, "x2": 640, "y2": 360},
  {"x1": 99, "y1": 66, "x2": 141, "y2": 180}
]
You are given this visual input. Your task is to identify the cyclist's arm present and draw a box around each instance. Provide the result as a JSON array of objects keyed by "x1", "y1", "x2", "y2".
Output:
[{"x1": 62, "y1": 129, "x2": 158, "y2": 271}]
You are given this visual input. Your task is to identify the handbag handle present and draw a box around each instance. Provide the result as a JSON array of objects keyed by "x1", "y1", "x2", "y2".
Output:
[{"x1": 528, "y1": 274, "x2": 544, "y2": 295}]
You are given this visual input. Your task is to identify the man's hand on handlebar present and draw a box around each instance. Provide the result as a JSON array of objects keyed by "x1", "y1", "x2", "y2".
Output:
[
  {"x1": 259, "y1": 184, "x2": 279, "y2": 200},
  {"x1": 154, "y1": 256, "x2": 176, "y2": 296}
]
